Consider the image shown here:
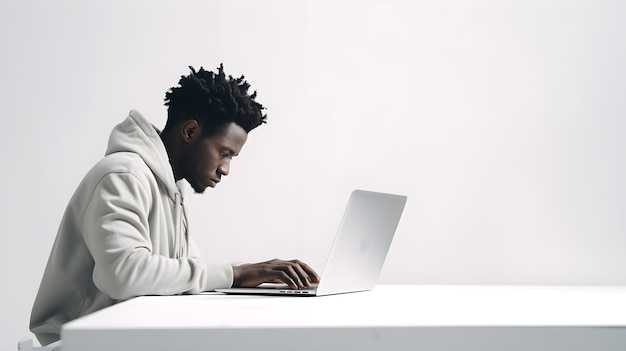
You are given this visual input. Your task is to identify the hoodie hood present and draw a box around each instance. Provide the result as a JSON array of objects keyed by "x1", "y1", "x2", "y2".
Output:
[{"x1": 105, "y1": 110, "x2": 179, "y2": 200}]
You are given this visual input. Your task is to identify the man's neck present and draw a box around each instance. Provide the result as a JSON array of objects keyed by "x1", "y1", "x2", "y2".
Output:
[{"x1": 160, "y1": 131, "x2": 183, "y2": 181}]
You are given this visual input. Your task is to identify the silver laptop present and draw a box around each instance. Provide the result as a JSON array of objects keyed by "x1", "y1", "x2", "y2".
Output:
[{"x1": 215, "y1": 189, "x2": 407, "y2": 296}]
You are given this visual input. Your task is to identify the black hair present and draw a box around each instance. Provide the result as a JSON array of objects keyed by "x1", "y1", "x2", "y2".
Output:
[{"x1": 164, "y1": 64, "x2": 267, "y2": 135}]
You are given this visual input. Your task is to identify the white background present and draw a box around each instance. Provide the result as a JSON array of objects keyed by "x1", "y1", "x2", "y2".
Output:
[{"x1": 1, "y1": 0, "x2": 625, "y2": 349}]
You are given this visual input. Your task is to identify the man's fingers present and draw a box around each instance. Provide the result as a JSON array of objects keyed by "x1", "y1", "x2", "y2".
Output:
[
  {"x1": 271, "y1": 261, "x2": 310, "y2": 289},
  {"x1": 289, "y1": 260, "x2": 320, "y2": 285},
  {"x1": 233, "y1": 259, "x2": 320, "y2": 289},
  {"x1": 290, "y1": 261, "x2": 312, "y2": 287},
  {"x1": 273, "y1": 270, "x2": 298, "y2": 289},
  {"x1": 300, "y1": 261, "x2": 321, "y2": 283},
  {"x1": 282, "y1": 264, "x2": 304, "y2": 289}
]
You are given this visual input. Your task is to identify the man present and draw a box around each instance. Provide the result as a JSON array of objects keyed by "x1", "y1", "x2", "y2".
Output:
[{"x1": 30, "y1": 65, "x2": 320, "y2": 345}]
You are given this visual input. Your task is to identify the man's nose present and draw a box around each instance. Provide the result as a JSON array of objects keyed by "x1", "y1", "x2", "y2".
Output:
[{"x1": 218, "y1": 159, "x2": 230, "y2": 176}]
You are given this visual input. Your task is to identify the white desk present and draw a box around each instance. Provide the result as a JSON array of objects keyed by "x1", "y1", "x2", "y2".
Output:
[{"x1": 62, "y1": 285, "x2": 626, "y2": 351}]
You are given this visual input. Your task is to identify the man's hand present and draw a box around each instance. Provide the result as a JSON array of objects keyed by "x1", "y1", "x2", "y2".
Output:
[{"x1": 232, "y1": 259, "x2": 321, "y2": 290}]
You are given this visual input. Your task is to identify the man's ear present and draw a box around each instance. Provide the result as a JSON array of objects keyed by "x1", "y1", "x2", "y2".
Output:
[{"x1": 181, "y1": 120, "x2": 201, "y2": 143}]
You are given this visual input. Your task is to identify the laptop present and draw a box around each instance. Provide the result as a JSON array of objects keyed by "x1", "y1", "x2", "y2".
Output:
[{"x1": 215, "y1": 189, "x2": 407, "y2": 296}]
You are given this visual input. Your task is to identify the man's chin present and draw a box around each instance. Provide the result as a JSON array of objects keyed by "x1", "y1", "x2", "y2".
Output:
[{"x1": 190, "y1": 182, "x2": 208, "y2": 194}]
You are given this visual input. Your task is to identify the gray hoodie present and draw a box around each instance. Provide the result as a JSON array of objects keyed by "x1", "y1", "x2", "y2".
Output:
[{"x1": 30, "y1": 110, "x2": 233, "y2": 345}]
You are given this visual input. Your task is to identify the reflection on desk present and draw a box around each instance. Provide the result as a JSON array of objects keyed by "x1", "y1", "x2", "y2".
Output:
[{"x1": 62, "y1": 285, "x2": 626, "y2": 351}]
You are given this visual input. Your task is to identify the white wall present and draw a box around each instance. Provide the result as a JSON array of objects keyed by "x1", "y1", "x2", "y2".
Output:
[{"x1": 1, "y1": 0, "x2": 625, "y2": 349}]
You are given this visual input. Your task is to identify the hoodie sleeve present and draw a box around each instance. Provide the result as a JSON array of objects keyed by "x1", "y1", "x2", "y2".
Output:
[{"x1": 82, "y1": 171, "x2": 232, "y2": 300}]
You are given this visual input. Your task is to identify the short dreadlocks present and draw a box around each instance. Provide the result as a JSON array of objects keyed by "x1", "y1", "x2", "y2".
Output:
[{"x1": 164, "y1": 64, "x2": 267, "y2": 136}]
